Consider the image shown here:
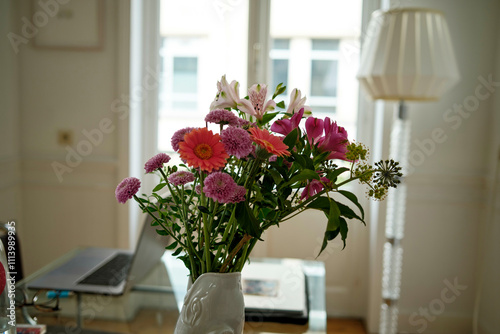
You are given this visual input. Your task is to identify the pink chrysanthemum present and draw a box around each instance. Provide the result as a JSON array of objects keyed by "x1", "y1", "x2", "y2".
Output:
[
  {"x1": 236, "y1": 118, "x2": 252, "y2": 128},
  {"x1": 228, "y1": 185, "x2": 246, "y2": 203},
  {"x1": 144, "y1": 153, "x2": 171, "y2": 173},
  {"x1": 115, "y1": 177, "x2": 141, "y2": 204},
  {"x1": 195, "y1": 184, "x2": 202, "y2": 195},
  {"x1": 220, "y1": 126, "x2": 253, "y2": 159},
  {"x1": 203, "y1": 172, "x2": 237, "y2": 203},
  {"x1": 168, "y1": 171, "x2": 195, "y2": 186},
  {"x1": 171, "y1": 127, "x2": 195, "y2": 151},
  {"x1": 205, "y1": 109, "x2": 239, "y2": 126}
]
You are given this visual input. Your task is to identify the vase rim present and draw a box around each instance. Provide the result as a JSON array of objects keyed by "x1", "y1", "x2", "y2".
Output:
[{"x1": 196, "y1": 271, "x2": 241, "y2": 278}]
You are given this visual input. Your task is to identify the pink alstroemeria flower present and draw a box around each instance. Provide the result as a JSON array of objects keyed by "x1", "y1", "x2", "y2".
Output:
[
  {"x1": 306, "y1": 117, "x2": 349, "y2": 160},
  {"x1": 286, "y1": 89, "x2": 312, "y2": 115},
  {"x1": 210, "y1": 75, "x2": 241, "y2": 110},
  {"x1": 238, "y1": 84, "x2": 276, "y2": 120},
  {"x1": 319, "y1": 118, "x2": 349, "y2": 160},
  {"x1": 270, "y1": 108, "x2": 304, "y2": 136},
  {"x1": 305, "y1": 117, "x2": 324, "y2": 145},
  {"x1": 301, "y1": 177, "x2": 331, "y2": 200}
]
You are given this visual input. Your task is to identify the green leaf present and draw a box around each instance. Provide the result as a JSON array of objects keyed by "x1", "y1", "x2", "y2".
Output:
[
  {"x1": 281, "y1": 169, "x2": 320, "y2": 188},
  {"x1": 318, "y1": 229, "x2": 339, "y2": 257},
  {"x1": 307, "y1": 196, "x2": 330, "y2": 213},
  {"x1": 272, "y1": 83, "x2": 286, "y2": 99},
  {"x1": 156, "y1": 229, "x2": 169, "y2": 236},
  {"x1": 283, "y1": 128, "x2": 298, "y2": 151},
  {"x1": 338, "y1": 190, "x2": 364, "y2": 219},
  {"x1": 276, "y1": 101, "x2": 285, "y2": 109},
  {"x1": 235, "y1": 201, "x2": 263, "y2": 239},
  {"x1": 198, "y1": 205, "x2": 211, "y2": 215},
  {"x1": 165, "y1": 241, "x2": 178, "y2": 250},
  {"x1": 339, "y1": 217, "x2": 348, "y2": 249},
  {"x1": 172, "y1": 247, "x2": 183, "y2": 257},
  {"x1": 337, "y1": 202, "x2": 365, "y2": 225},
  {"x1": 268, "y1": 169, "x2": 284, "y2": 185},
  {"x1": 326, "y1": 199, "x2": 341, "y2": 231},
  {"x1": 291, "y1": 151, "x2": 306, "y2": 168},
  {"x1": 259, "y1": 112, "x2": 280, "y2": 126},
  {"x1": 327, "y1": 167, "x2": 349, "y2": 183},
  {"x1": 313, "y1": 151, "x2": 331, "y2": 165},
  {"x1": 153, "y1": 182, "x2": 167, "y2": 192}
]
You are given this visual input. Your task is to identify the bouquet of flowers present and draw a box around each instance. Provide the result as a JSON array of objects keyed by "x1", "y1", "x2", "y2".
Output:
[{"x1": 115, "y1": 75, "x2": 402, "y2": 282}]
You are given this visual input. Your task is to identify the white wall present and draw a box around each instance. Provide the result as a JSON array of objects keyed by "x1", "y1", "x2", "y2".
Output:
[
  {"x1": 476, "y1": 12, "x2": 500, "y2": 334},
  {"x1": 2, "y1": 0, "x2": 130, "y2": 275},
  {"x1": 366, "y1": 1, "x2": 500, "y2": 333},
  {"x1": 0, "y1": 1, "x2": 22, "y2": 226}
]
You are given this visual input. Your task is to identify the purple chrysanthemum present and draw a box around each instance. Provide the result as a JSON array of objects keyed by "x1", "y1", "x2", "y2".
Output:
[
  {"x1": 205, "y1": 109, "x2": 239, "y2": 126},
  {"x1": 144, "y1": 153, "x2": 171, "y2": 173},
  {"x1": 115, "y1": 177, "x2": 141, "y2": 204},
  {"x1": 171, "y1": 127, "x2": 195, "y2": 151},
  {"x1": 203, "y1": 172, "x2": 237, "y2": 203},
  {"x1": 168, "y1": 171, "x2": 195, "y2": 186},
  {"x1": 236, "y1": 118, "x2": 252, "y2": 128},
  {"x1": 228, "y1": 185, "x2": 246, "y2": 203},
  {"x1": 220, "y1": 126, "x2": 253, "y2": 159},
  {"x1": 195, "y1": 184, "x2": 202, "y2": 195}
]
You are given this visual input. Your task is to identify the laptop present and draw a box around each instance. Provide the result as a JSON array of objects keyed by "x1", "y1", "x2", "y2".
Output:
[{"x1": 27, "y1": 214, "x2": 167, "y2": 295}]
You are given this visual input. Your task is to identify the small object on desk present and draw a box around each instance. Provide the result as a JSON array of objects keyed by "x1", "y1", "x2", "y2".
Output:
[
  {"x1": 242, "y1": 261, "x2": 308, "y2": 325},
  {"x1": 46, "y1": 290, "x2": 72, "y2": 299},
  {"x1": 16, "y1": 324, "x2": 47, "y2": 334}
]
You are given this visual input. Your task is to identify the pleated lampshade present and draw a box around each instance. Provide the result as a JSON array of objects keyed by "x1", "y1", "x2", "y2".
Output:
[{"x1": 358, "y1": 8, "x2": 460, "y2": 101}]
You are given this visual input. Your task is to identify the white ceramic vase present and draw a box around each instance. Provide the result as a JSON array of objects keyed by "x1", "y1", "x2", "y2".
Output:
[{"x1": 174, "y1": 272, "x2": 245, "y2": 334}]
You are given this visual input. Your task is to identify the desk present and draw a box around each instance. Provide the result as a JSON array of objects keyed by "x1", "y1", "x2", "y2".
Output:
[{"x1": 17, "y1": 250, "x2": 326, "y2": 333}]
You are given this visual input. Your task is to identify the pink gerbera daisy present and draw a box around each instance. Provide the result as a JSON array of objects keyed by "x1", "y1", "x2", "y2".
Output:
[
  {"x1": 178, "y1": 128, "x2": 229, "y2": 172},
  {"x1": 249, "y1": 127, "x2": 291, "y2": 157}
]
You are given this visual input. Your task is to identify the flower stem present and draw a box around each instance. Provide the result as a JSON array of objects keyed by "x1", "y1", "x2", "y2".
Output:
[
  {"x1": 133, "y1": 195, "x2": 186, "y2": 248},
  {"x1": 220, "y1": 234, "x2": 252, "y2": 273},
  {"x1": 200, "y1": 173, "x2": 212, "y2": 273}
]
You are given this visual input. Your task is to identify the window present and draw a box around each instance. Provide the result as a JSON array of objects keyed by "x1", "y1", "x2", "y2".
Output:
[
  {"x1": 269, "y1": 38, "x2": 340, "y2": 116},
  {"x1": 157, "y1": 0, "x2": 248, "y2": 153},
  {"x1": 269, "y1": 39, "x2": 290, "y2": 95},
  {"x1": 158, "y1": 37, "x2": 203, "y2": 152},
  {"x1": 157, "y1": 0, "x2": 361, "y2": 152}
]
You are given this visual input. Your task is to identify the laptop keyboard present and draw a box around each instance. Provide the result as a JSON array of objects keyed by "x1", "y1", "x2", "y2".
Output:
[{"x1": 77, "y1": 253, "x2": 133, "y2": 287}]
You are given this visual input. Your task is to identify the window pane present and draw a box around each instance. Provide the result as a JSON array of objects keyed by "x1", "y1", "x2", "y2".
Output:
[
  {"x1": 311, "y1": 106, "x2": 336, "y2": 115},
  {"x1": 270, "y1": 0, "x2": 361, "y2": 139},
  {"x1": 312, "y1": 39, "x2": 339, "y2": 51},
  {"x1": 158, "y1": 0, "x2": 249, "y2": 153},
  {"x1": 311, "y1": 60, "x2": 338, "y2": 96},
  {"x1": 173, "y1": 57, "x2": 198, "y2": 94},
  {"x1": 271, "y1": 59, "x2": 289, "y2": 93},
  {"x1": 272, "y1": 38, "x2": 290, "y2": 50}
]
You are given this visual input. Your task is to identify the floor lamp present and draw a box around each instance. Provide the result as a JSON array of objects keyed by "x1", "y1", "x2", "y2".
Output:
[{"x1": 357, "y1": 8, "x2": 459, "y2": 334}]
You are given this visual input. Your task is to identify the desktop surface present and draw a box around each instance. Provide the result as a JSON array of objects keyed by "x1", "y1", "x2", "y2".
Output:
[{"x1": 17, "y1": 249, "x2": 326, "y2": 334}]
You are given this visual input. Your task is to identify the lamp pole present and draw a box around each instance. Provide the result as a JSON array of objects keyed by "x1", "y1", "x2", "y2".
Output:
[{"x1": 379, "y1": 101, "x2": 409, "y2": 334}]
